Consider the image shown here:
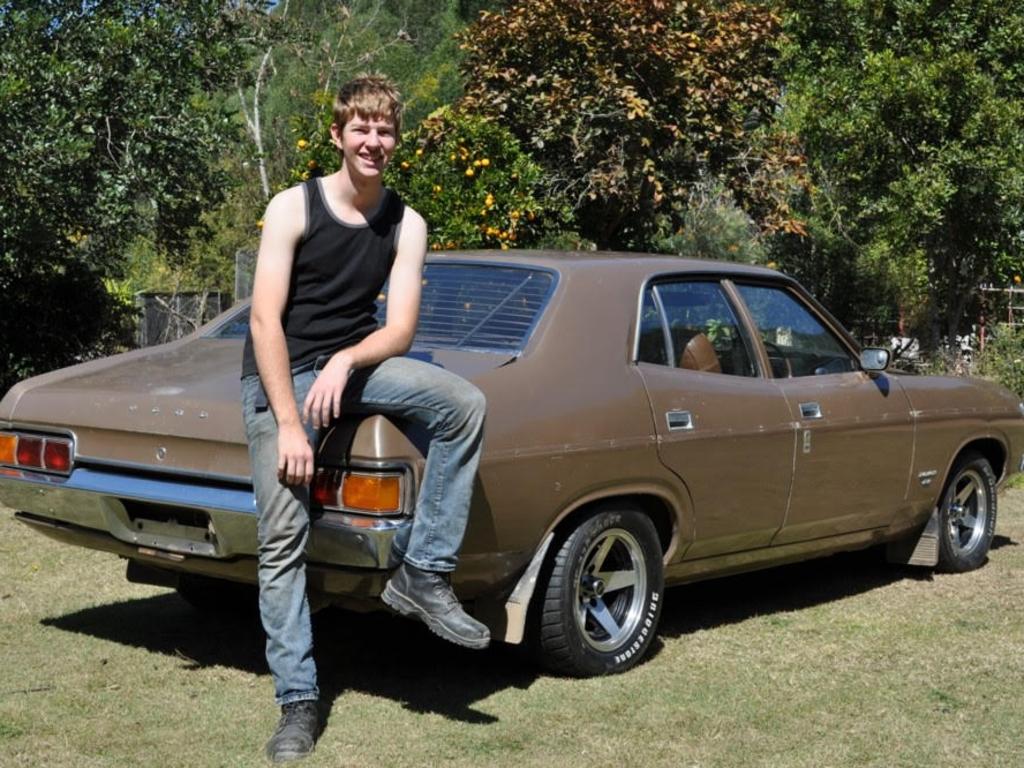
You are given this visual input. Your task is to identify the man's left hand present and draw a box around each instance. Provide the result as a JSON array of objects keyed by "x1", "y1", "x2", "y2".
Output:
[{"x1": 302, "y1": 353, "x2": 354, "y2": 429}]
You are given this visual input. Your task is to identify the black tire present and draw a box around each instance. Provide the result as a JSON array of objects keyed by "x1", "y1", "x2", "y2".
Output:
[
  {"x1": 175, "y1": 573, "x2": 258, "y2": 614},
  {"x1": 534, "y1": 506, "x2": 664, "y2": 677},
  {"x1": 936, "y1": 451, "x2": 997, "y2": 573}
]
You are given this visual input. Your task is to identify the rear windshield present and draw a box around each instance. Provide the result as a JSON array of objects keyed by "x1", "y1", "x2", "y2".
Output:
[{"x1": 210, "y1": 262, "x2": 556, "y2": 354}]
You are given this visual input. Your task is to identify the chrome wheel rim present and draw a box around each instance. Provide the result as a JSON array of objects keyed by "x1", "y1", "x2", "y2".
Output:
[
  {"x1": 574, "y1": 528, "x2": 648, "y2": 652},
  {"x1": 946, "y1": 468, "x2": 988, "y2": 556}
]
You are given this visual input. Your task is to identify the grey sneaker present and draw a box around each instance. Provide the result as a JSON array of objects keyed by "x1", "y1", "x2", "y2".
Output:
[
  {"x1": 381, "y1": 563, "x2": 490, "y2": 649},
  {"x1": 265, "y1": 701, "x2": 318, "y2": 763}
]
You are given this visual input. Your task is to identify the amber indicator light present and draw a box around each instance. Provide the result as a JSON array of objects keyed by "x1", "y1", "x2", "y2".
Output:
[
  {"x1": 0, "y1": 433, "x2": 15, "y2": 465},
  {"x1": 342, "y1": 473, "x2": 401, "y2": 513},
  {"x1": 16, "y1": 436, "x2": 43, "y2": 468}
]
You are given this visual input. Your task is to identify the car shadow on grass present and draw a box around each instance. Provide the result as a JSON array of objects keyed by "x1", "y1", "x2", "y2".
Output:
[
  {"x1": 631, "y1": 535, "x2": 1016, "y2": 669},
  {"x1": 39, "y1": 536, "x2": 1018, "y2": 720},
  {"x1": 655, "y1": 546, "x2": 935, "y2": 643},
  {"x1": 41, "y1": 592, "x2": 535, "y2": 725}
]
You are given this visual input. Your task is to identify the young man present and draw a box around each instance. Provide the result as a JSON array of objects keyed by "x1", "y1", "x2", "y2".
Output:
[{"x1": 240, "y1": 75, "x2": 489, "y2": 763}]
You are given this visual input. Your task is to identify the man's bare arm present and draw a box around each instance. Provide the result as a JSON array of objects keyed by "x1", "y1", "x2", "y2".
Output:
[
  {"x1": 249, "y1": 186, "x2": 313, "y2": 486},
  {"x1": 302, "y1": 207, "x2": 428, "y2": 429}
]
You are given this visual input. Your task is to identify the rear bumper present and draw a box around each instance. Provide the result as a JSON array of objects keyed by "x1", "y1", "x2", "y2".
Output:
[{"x1": 0, "y1": 465, "x2": 408, "y2": 571}]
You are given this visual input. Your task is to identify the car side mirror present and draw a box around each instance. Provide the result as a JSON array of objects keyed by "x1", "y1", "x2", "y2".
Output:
[{"x1": 860, "y1": 347, "x2": 890, "y2": 373}]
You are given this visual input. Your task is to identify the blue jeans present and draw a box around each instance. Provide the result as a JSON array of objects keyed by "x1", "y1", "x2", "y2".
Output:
[{"x1": 241, "y1": 356, "x2": 486, "y2": 705}]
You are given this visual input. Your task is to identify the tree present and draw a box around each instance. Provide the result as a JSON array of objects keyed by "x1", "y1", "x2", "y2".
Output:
[
  {"x1": 289, "y1": 104, "x2": 573, "y2": 250},
  {"x1": 457, "y1": 0, "x2": 805, "y2": 250},
  {"x1": 775, "y1": 0, "x2": 1024, "y2": 346},
  {"x1": 384, "y1": 107, "x2": 573, "y2": 250},
  {"x1": 231, "y1": 0, "x2": 504, "y2": 205},
  {"x1": 0, "y1": 0, "x2": 246, "y2": 391},
  {"x1": 186, "y1": 0, "x2": 499, "y2": 301}
]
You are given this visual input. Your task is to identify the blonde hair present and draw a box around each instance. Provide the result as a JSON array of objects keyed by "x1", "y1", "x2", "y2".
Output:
[{"x1": 333, "y1": 74, "x2": 403, "y2": 134}]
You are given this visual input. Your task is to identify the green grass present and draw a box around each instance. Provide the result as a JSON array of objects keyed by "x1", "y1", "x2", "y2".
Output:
[{"x1": 2, "y1": 493, "x2": 1024, "y2": 768}]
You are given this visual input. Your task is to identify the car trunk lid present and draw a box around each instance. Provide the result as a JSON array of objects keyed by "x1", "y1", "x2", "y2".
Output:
[{"x1": 1, "y1": 339, "x2": 516, "y2": 480}]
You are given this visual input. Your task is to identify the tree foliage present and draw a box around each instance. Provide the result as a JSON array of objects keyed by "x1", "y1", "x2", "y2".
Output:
[
  {"x1": 776, "y1": 0, "x2": 1024, "y2": 344},
  {"x1": 0, "y1": 0, "x2": 246, "y2": 391},
  {"x1": 652, "y1": 180, "x2": 767, "y2": 264},
  {"x1": 384, "y1": 108, "x2": 572, "y2": 250},
  {"x1": 976, "y1": 324, "x2": 1024, "y2": 398},
  {"x1": 232, "y1": 0, "x2": 502, "y2": 204},
  {"x1": 457, "y1": 0, "x2": 805, "y2": 250},
  {"x1": 290, "y1": 105, "x2": 571, "y2": 250},
  {"x1": 185, "y1": 0, "x2": 502, "y2": 298}
]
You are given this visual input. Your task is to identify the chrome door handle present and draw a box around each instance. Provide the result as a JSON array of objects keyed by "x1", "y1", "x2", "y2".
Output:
[
  {"x1": 799, "y1": 402, "x2": 822, "y2": 419},
  {"x1": 666, "y1": 410, "x2": 693, "y2": 431}
]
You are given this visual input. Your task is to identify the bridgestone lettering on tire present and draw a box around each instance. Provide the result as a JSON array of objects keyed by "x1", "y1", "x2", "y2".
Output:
[
  {"x1": 535, "y1": 506, "x2": 664, "y2": 676},
  {"x1": 936, "y1": 451, "x2": 997, "y2": 573}
]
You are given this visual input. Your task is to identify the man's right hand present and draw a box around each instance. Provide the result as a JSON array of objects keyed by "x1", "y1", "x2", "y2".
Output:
[{"x1": 277, "y1": 421, "x2": 314, "y2": 486}]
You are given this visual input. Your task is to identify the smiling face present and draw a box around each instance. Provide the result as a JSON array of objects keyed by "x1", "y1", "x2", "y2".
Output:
[{"x1": 330, "y1": 113, "x2": 397, "y2": 180}]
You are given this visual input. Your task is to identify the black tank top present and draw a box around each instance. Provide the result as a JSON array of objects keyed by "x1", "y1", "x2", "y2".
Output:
[{"x1": 241, "y1": 178, "x2": 404, "y2": 378}]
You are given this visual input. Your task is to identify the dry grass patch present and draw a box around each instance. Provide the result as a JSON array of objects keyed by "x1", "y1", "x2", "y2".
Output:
[{"x1": 2, "y1": 492, "x2": 1023, "y2": 767}]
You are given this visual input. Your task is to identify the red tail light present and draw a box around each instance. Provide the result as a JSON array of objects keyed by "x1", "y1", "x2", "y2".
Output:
[
  {"x1": 43, "y1": 440, "x2": 72, "y2": 472},
  {"x1": 15, "y1": 436, "x2": 42, "y2": 467},
  {"x1": 0, "y1": 431, "x2": 73, "y2": 475},
  {"x1": 311, "y1": 469, "x2": 343, "y2": 507}
]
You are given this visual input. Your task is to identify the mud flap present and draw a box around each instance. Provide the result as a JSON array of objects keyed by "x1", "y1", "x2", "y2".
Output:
[
  {"x1": 478, "y1": 531, "x2": 555, "y2": 645},
  {"x1": 886, "y1": 508, "x2": 940, "y2": 567}
]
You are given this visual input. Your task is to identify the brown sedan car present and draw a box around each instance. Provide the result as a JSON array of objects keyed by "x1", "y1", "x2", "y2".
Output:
[{"x1": 2, "y1": 251, "x2": 1022, "y2": 676}]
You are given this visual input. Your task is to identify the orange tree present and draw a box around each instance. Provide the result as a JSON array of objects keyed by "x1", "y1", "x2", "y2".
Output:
[
  {"x1": 290, "y1": 104, "x2": 572, "y2": 250},
  {"x1": 457, "y1": 0, "x2": 805, "y2": 250}
]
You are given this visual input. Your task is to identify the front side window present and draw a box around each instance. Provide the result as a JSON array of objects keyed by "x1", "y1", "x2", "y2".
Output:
[
  {"x1": 637, "y1": 281, "x2": 756, "y2": 377},
  {"x1": 736, "y1": 284, "x2": 857, "y2": 377}
]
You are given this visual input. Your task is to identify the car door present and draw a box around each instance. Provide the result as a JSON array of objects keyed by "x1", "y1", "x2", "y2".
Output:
[
  {"x1": 732, "y1": 282, "x2": 914, "y2": 545},
  {"x1": 635, "y1": 279, "x2": 796, "y2": 559}
]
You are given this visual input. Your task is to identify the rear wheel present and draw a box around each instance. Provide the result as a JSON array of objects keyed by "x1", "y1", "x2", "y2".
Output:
[
  {"x1": 937, "y1": 452, "x2": 997, "y2": 573},
  {"x1": 534, "y1": 506, "x2": 664, "y2": 676}
]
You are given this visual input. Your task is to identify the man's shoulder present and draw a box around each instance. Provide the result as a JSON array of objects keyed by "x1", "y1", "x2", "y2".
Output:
[
  {"x1": 385, "y1": 188, "x2": 420, "y2": 222},
  {"x1": 392, "y1": 200, "x2": 427, "y2": 257},
  {"x1": 382, "y1": 188, "x2": 424, "y2": 232},
  {"x1": 263, "y1": 183, "x2": 309, "y2": 240},
  {"x1": 398, "y1": 201, "x2": 425, "y2": 230},
  {"x1": 269, "y1": 183, "x2": 308, "y2": 210}
]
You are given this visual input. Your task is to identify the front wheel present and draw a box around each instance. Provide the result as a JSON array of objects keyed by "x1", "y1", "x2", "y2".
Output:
[
  {"x1": 937, "y1": 452, "x2": 997, "y2": 573},
  {"x1": 534, "y1": 506, "x2": 664, "y2": 676}
]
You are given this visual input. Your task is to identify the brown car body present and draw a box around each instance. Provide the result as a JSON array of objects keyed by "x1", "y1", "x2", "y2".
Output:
[{"x1": 3, "y1": 251, "x2": 1022, "y2": 675}]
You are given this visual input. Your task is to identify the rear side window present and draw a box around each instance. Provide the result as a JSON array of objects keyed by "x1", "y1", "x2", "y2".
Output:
[
  {"x1": 384, "y1": 263, "x2": 554, "y2": 352},
  {"x1": 211, "y1": 263, "x2": 555, "y2": 354},
  {"x1": 637, "y1": 281, "x2": 757, "y2": 377}
]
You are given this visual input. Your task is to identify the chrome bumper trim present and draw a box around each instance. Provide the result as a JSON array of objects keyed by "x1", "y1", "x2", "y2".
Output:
[
  {"x1": 78, "y1": 466, "x2": 255, "y2": 513},
  {"x1": 0, "y1": 465, "x2": 407, "y2": 569}
]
